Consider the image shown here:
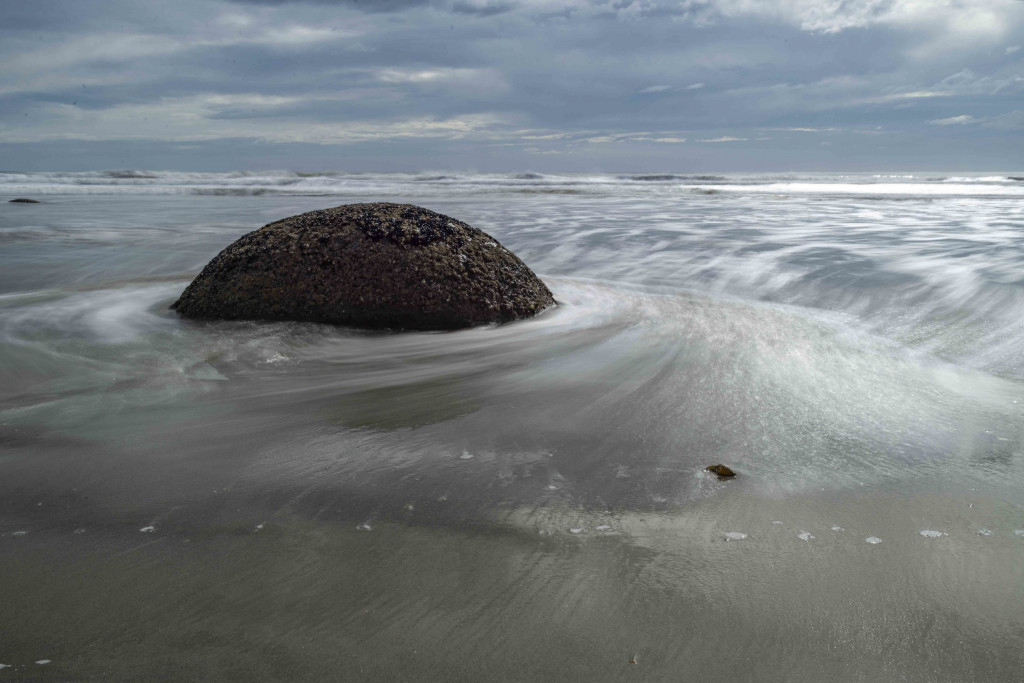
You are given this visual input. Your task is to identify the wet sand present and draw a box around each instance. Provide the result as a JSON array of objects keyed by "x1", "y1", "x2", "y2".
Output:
[{"x1": 3, "y1": 188, "x2": 1024, "y2": 679}]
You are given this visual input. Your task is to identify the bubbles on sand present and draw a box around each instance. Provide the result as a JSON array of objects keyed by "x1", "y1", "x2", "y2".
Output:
[
  {"x1": 723, "y1": 531, "x2": 747, "y2": 540},
  {"x1": 978, "y1": 528, "x2": 993, "y2": 537},
  {"x1": 797, "y1": 531, "x2": 814, "y2": 541},
  {"x1": 139, "y1": 526, "x2": 156, "y2": 533},
  {"x1": 865, "y1": 536, "x2": 883, "y2": 544},
  {"x1": 919, "y1": 530, "x2": 946, "y2": 538}
]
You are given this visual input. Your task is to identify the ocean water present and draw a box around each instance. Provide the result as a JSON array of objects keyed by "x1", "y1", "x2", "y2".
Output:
[{"x1": 2, "y1": 171, "x2": 1024, "y2": 680}]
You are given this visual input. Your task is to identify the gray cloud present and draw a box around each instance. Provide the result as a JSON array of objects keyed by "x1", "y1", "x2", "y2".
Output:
[
  {"x1": 227, "y1": 0, "x2": 433, "y2": 11},
  {"x1": 451, "y1": 1, "x2": 514, "y2": 17},
  {"x1": 2, "y1": 0, "x2": 1023, "y2": 170}
]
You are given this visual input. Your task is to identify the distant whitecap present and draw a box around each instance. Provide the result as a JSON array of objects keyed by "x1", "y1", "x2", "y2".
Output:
[
  {"x1": 723, "y1": 531, "x2": 747, "y2": 540},
  {"x1": 865, "y1": 536, "x2": 882, "y2": 544},
  {"x1": 919, "y1": 529, "x2": 946, "y2": 538},
  {"x1": 459, "y1": 451, "x2": 474, "y2": 460},
  {"x1": 35, "y1": 660, "x2": 51, "y2": 665},
  {"x1": 978, "y1": 528, "x2": 993, "y2": 536},
  {"x1": 770, "y1": 520, "x2": 783, "y2": 525},
  {"x1": 798, "y1": 531, "x2": 814, "y2": 541},
  {"x1": 357, "y1": 523, "x2": 372, "y2": 531},
  {"x1": 139, "y1": 526, "x2": 155, "y2": 533},
  {"x1": 1015, "y1": 529, "x2": 1024, "y2": 537},
  {"x1": 569, "y1": 527, "x2": 584, "y2": 534},
  {"x1": 12, "y1": 531, "x2": 27, "y2": 536},
  {"x1": 831, "y1": 526, "x2": 844, "y2": 532},
  {"x1": 596, "y1": 524, "x2": 611, "y2": 531}
]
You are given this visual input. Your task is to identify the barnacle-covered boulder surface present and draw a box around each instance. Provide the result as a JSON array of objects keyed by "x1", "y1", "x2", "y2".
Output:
[{"x1": 171, "y1": 202, "x2": 555, "y2": 330}]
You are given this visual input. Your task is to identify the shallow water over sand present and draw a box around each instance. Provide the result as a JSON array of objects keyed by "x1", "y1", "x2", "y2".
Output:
[{"x1": 2, "y1": 176, "x2": 1024, "y2": 680}]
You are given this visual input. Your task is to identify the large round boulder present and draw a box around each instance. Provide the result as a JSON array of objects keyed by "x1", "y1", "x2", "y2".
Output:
[{"x1": 172, "y1": 202, "x2": 555, "y2": 330}]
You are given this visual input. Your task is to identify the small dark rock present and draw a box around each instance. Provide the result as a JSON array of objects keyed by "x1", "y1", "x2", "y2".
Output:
[
  {"x1": 172, "y1": 202, "x2": 555, "y2": 331},
  {"x1": 705, "y1": 464, "x2": 737, "y2": 478},
  {"x1": 9, "y1": 198, "x2": 40, "y2": 203}
]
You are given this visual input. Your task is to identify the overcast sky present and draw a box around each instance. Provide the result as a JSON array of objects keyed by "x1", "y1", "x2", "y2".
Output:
[{"x1": 2, "y1": 0, "x2": 1023, "y2": 171}]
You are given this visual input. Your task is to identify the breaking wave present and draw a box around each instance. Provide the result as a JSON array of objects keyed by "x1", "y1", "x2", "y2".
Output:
[{"x1": 4, "y1": 170, "x2": 1024, "y2": 198}]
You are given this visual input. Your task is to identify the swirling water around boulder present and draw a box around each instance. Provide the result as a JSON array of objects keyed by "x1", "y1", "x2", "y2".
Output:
[{"x1": 3, "y1": 177, "x2": 1024, "y2": 680}]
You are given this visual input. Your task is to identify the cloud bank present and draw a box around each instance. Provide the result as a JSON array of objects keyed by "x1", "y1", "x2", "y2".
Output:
[{"x1": 1, "y1": 0, "x2": 1022, "y2": 170}]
